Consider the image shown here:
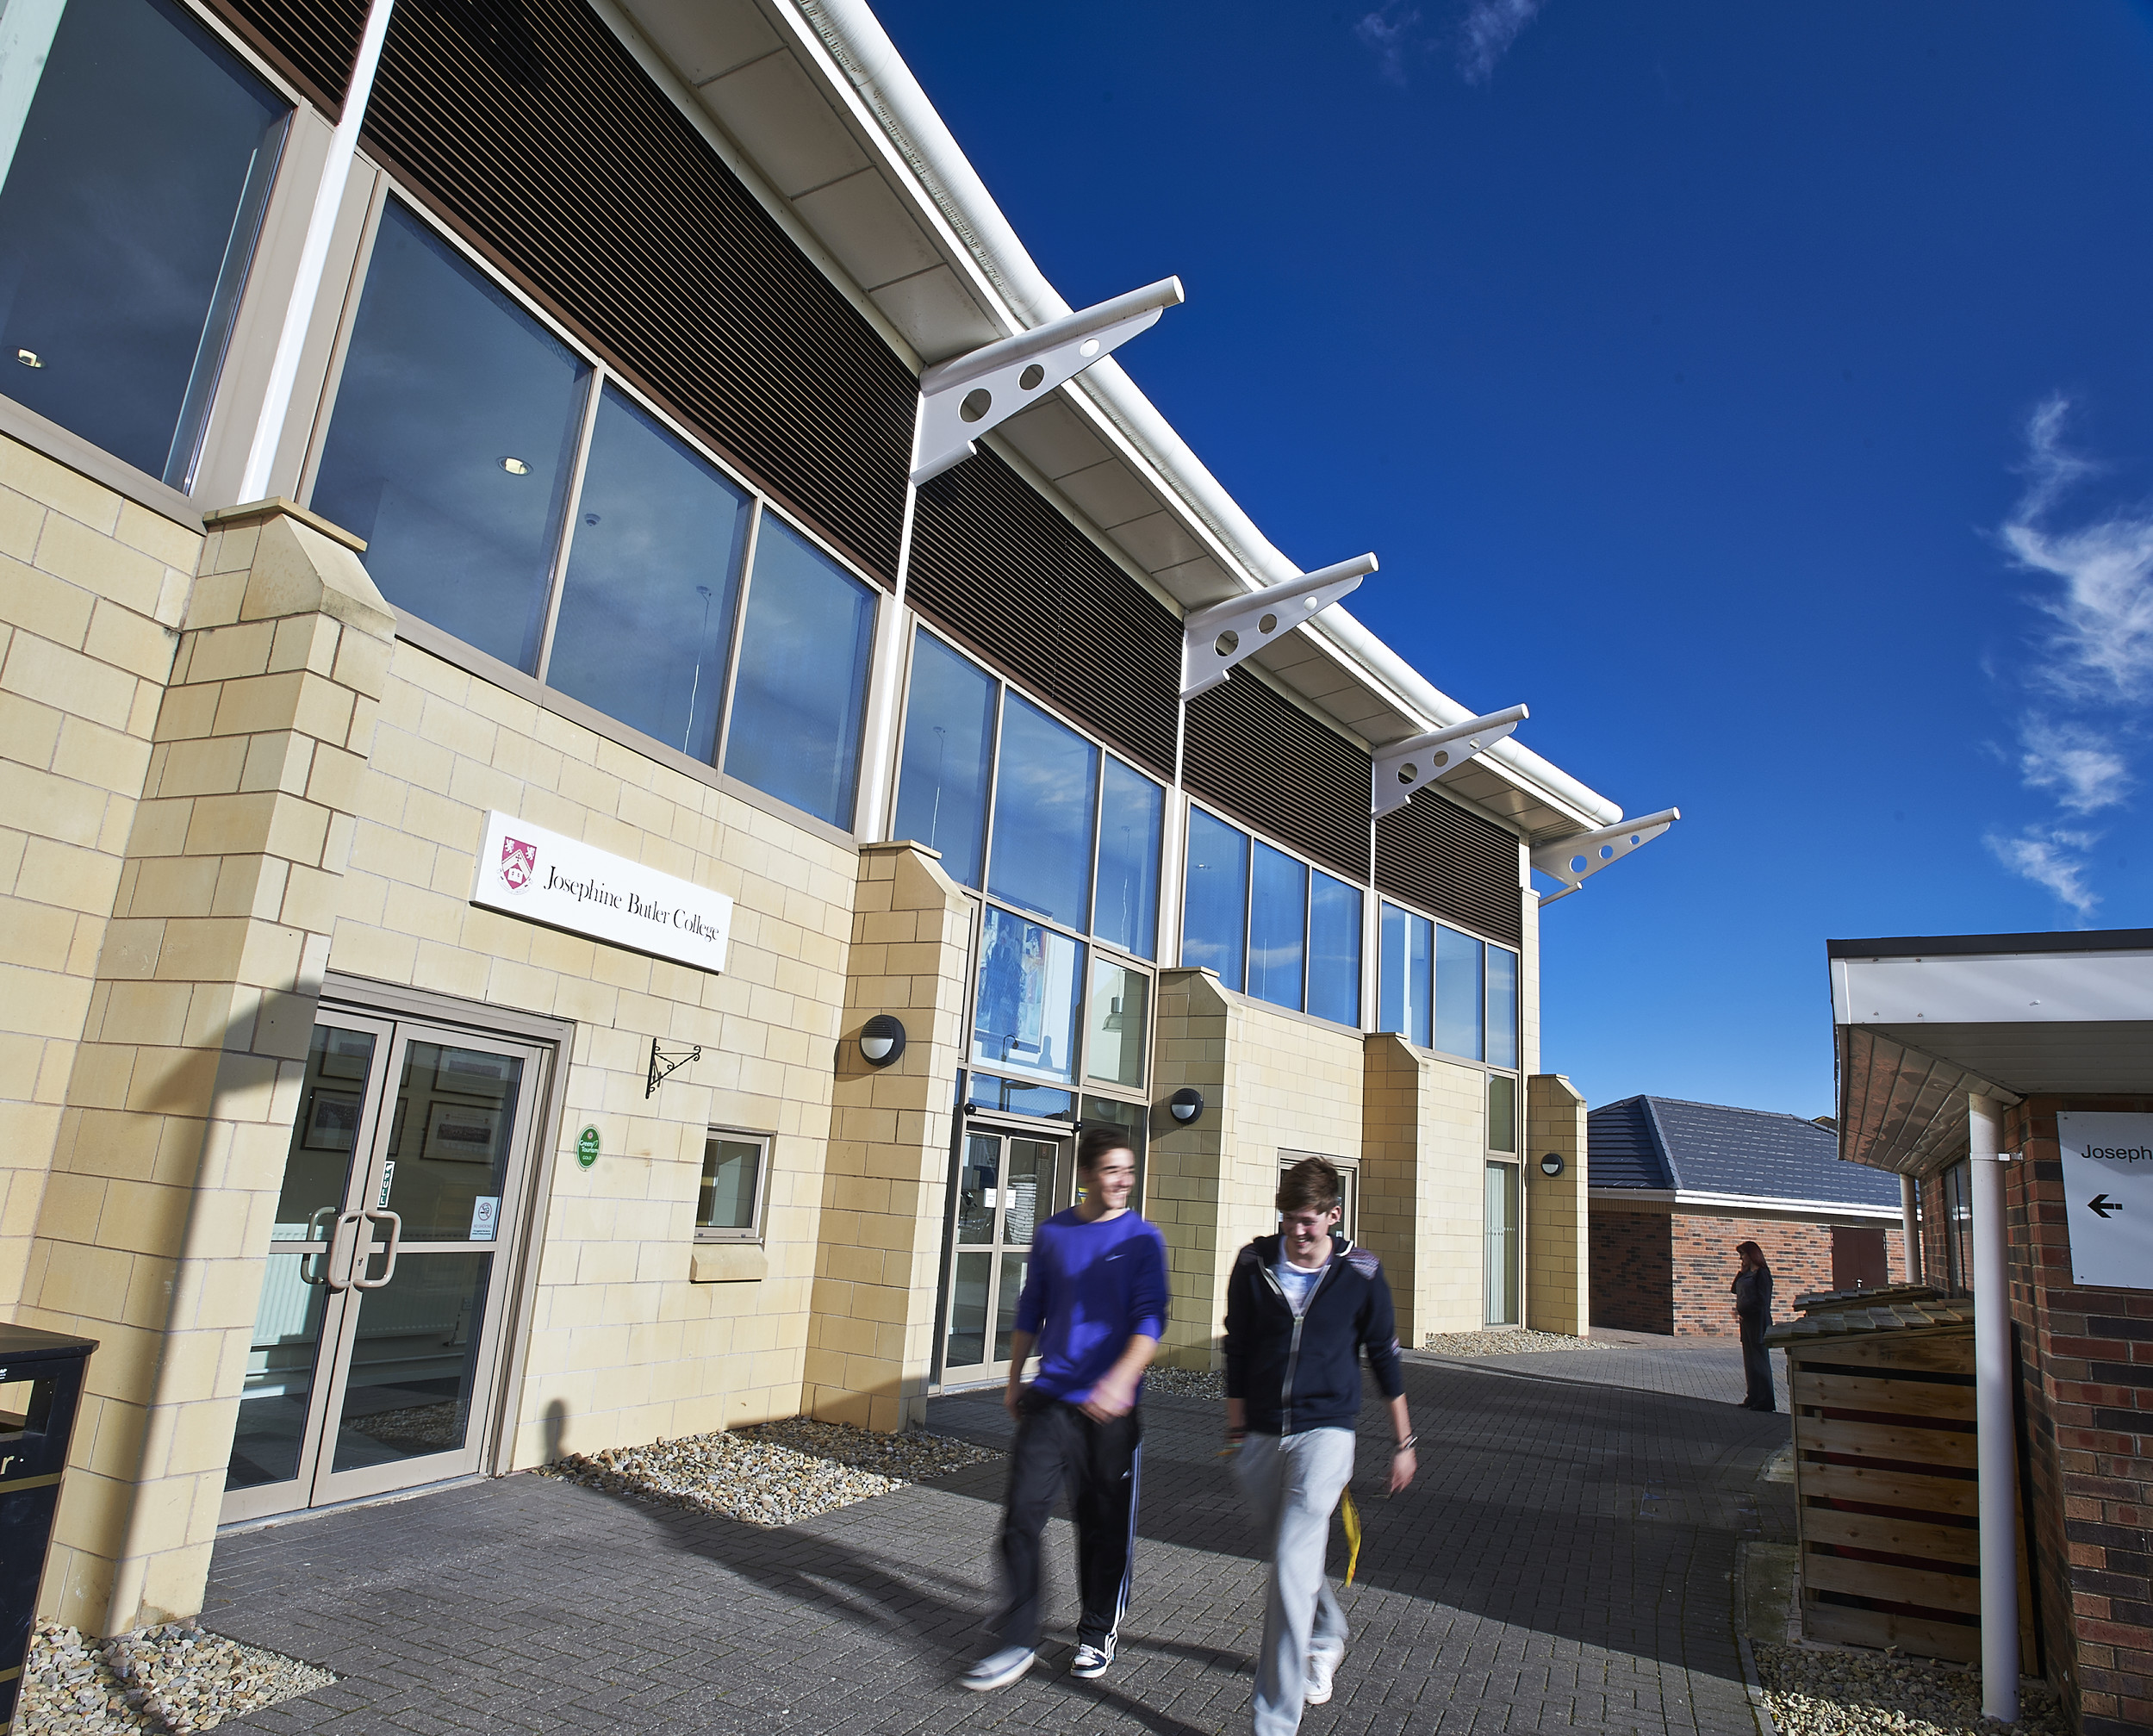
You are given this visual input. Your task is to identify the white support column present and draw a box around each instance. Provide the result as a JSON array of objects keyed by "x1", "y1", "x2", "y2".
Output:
[
  {"x1": 1901, "y1": 1173, "x2": 1922, "y2": 1285},
  {"x1": 1968, "y1": 1092, "x2": 2020, "y2": 1724}
]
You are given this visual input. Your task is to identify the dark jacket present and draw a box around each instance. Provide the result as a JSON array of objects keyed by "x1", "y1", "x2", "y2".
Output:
[
  {"x1": 1223, "y1": 1235, "x2": 1404, "y2": 1436},
  {"x1": 1733, "y1": 1264, "x2": 1773, "y2": 1325}
]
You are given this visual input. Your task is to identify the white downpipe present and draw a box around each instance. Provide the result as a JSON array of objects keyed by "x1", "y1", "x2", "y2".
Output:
[
  {"x1": 1968, "y1": 1093, "x2": 2020, "y2": 1724},
  {"x1": 235, "y1": 0, "x2": 395, "y2": 501},
  {"x1": 1901, "y1": 1173, "x2": 1921, "y2": 1285}
]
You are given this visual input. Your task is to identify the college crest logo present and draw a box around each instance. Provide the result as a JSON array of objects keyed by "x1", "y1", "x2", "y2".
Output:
[{"x1": 499, "y1": 836, "x2": 537, "y2": 893}]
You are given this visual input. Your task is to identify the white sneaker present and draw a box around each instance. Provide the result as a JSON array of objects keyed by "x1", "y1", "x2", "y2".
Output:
[
  {"x1": 1305, "y1": 1647, "x2": 1342, "y2": 1706},
  {"x1": 1072, "y1": 1636, "x2": 1115, "y2": 1678},
  {"x1": 961, "y1": 1646, "x2": 1036, "y2": 1692}
]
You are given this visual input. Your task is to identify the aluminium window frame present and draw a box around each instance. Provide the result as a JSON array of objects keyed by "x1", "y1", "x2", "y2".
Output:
[
  {"x1": 296, "y1": 173, "x2": 883, "y2": 832},
  {"x1": 1373, "y1": 892, "x2": 1523, "y2": 1067},
  {"x1": 694, "y1": 1126, "x2": 773, "y2": 1245}
]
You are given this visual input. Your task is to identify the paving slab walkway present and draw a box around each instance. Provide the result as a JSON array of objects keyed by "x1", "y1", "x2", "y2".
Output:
[{"x1": 200, "y1": 1345, "x2": 1793, "y2": 1736}]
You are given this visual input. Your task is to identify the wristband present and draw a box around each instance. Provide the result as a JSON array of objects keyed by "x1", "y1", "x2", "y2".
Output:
[{"x1": 1392, "y1": 1434, "x2": 1417, "y2": 1453}]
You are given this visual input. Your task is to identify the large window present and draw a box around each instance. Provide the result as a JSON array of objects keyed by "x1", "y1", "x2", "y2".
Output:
[
  {"x1": 1379, "y1": 902, "x2": 1519, "y2": 1066},
  {"x1": 972, "y1": 907, "x2": 1083, "y2": 1086},
  {"x1": 310, "y1": 201, "x2": 879, "y2": 829},
  {"x1": 1183, "y1": 807, "x2": 1363, "y2": 1022},
  {"x1": 0, "y1": 0, "x2": 289, "y2": 487},
  {"x1": 893, "y1": 629, "x2": 1165, "y2": 959},
  {"x1": 697, "y1": 1130, "x2": 768, "y2": 1243}
]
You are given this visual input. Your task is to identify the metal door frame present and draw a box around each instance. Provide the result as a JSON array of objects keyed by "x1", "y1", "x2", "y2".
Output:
[{"x1": 939, "y1": 1113, "x2": 1070, "y2": 1385}]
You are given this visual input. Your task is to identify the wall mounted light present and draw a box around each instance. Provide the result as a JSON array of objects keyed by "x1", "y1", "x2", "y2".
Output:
[
  {"x1": 1167, "y1": 1087, "x2": 1205, "y2": 1126},
  {"x1": 1540, "y1": 1153, "x2": 1565, "y2": 1178},
  {"x1": 859, "y1": 1014, "x2": 906, "y2": 1067}
]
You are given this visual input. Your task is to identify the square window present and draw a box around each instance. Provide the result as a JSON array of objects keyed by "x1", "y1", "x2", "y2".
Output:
[{"x1": 697, "y1": 1132, "x2": 768, "y2": 1241}]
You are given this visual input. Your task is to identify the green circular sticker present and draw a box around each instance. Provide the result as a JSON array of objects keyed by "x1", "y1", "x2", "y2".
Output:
[{"x1": 576, "y1": 1125, "x2": 600, "y2": 1169}]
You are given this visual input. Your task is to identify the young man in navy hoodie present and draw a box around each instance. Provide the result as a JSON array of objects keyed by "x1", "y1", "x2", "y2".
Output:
[
  {"x1": 1223, "y1": 1156, "x2": 1415, "y2": 1735},
  {"x1": 962, "y1": 1125, "x2": 1169, "y2": 1693}
]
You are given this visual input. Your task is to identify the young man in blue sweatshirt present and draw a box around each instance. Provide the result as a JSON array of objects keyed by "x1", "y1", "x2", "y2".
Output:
[
  {"x1": 961, "y1": 1125, "x2": 1169, "y2": 1693},
  {"x1": 1223, "y1": 1156, "x2": 1415, "y2": 1736}
]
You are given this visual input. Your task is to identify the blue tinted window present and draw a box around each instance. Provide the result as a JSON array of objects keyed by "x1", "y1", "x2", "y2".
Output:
[
  {"x1": 1436, "y1": 924, "x2": 1484, "y2": 1061},
  {"x1": 1248, "y1": 842, "x2": 1307, "y2": 1012},
  {"x1": 1182, "y1": 808, "x2": 1249, "y2": 991},
  {"x1": 1308, "y1": 872, "x2": 1362, "y2": 1027},
  {"x1": 314, "y1": 202, "x2": 589, "y2": 671},
  {"x1": 722, "y1": 517, "x2": 875, "y2": 826},
  {"x1": 972, "y1": 907, "x2": 1083, "y2": 1085},
  {"x1": 545, "y1": 388, "x2": 750, "y2": 762},
  {"x1": 893, "y1": 632, "x2": 996, "y2": 887},
  {"x1": 1486, "y1": 944, "x2": 1519, "y2": 1069},
  {"x1": 1378, "y1": 903, "x2": 1432, "y2": 1048},
  {"x1": 1095, "y1": 757, "x2": 1163, "y2": 960},
  {"x1": 0, "y1": 0, "x2": 287, "y2": 483},
  {"x1": 987, "y1": 695, "x2": 1097, "y2": 929}
]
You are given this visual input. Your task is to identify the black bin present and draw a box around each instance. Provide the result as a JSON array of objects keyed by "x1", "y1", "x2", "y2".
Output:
[{"x1": 0, "y1": 1324, "x2": 96, "y2": 1727}]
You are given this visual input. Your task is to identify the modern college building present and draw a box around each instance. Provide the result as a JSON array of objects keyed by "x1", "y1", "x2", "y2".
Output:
[{"x1": 0, "y1": 0, "x2": 1669, "y2": 1637}]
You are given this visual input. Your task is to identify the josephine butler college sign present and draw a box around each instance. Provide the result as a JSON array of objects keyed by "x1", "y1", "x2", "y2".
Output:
[{"x1": 470, "y1": 811, "x2": 733, "y2": 974}]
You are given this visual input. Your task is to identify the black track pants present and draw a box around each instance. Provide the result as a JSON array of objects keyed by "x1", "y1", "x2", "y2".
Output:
[
  {"x1": 993, "y1": 1391, "x2": 1142, "y2": 1651},
  {"x1": 1740, "y1": 1317, "x2": 1775, "y2": 1410}
]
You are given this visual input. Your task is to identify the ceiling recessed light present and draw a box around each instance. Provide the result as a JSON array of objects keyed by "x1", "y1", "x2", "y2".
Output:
[
  {"x1": 16, "y1": 349, "x2": 41, "y2": 368},
  {"x1": 501, "y1": 457, "x2": 530, "y2": 475}
]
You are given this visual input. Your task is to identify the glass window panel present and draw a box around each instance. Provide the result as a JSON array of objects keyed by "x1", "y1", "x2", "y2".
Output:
[
  {"x1": 1436, "y1": 924, "x2": 1485, "y2": 1061},
  {"x1": 1086, "y1": 957, "x2": 1148, "y2": 1088},
  {"x1": 1488, "y1": 1075, "x2": 1516, "y2": 1153},
  {"x1": 1248, "y1": 841, "x2": 1307, "y2": 1013},
  {"x1": 313, "y1": 201, "x2": 588, "y2": 672},
  {"x1": 972, "y1": 906, "x2": 1083, "y2": 1085},
  {"x1": 1002, "y1": 1140, "x2": 1052, "y2": 1246},
  {"x1": 993, "y1": 1250, "x2": 1029, "y2": 1363},
  {"x1": 545, "y1": 387, "x2": 750, "y2": 763},
  {"x1": 697, "y1": 1136, "x2": 761, "y2": 1232},
  {"x1": 1486, "y1": 944, "x2": 1519, "y2": 1070},
  {"x1": 1095, "y1": 757, "x2": 1163, "y2": 959},
  {"x1": 331, "y1": 1248, "x2": 491, "y2": 1471},
  {"x1": 1378, "y1": 903, "x2": 1432, "y2": 1048},
  {"x1": 946, "y1": 1250, "x2": 989, "y2": 1368},
  {"x1": 968, "y1": 1073, "x2": 1075, "y2": 1120},
  {"x1": 722, "y1": 516, "x2": 876, "y2": 827},
  {"x1": 955, "y1": 1133, "x2": 999, "y2": 1245},
  {"x1": 893, "y1": 631, "x2": 996, "y2": 887},
  {"x1": 272, "y1": 1024, "x2": 376, "y2": 1235},
  {"x1": 0, "y1": 0, "x2": 289, "y2": 484},
  {"x1": 1182, "y1": 808, "x2": 1249, "y2": 991},
  {"x1": 986, "y1": 694, "x2": 1098, "y2": 930},
  {"x1": 1484, "y1": 1162, "x2": 1519, "y2": 1326},
  {"x1": 1308, "y1": 872, "x2": 1362, "y2": 1027},
  {"x1": 383, "y1": 1042, "x2": 522, "y2": 1241}
]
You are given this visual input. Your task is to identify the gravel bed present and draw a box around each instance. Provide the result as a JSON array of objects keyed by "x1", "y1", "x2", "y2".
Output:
[
  {"x1": 1421, "y1": 1328, "x2": 1614, "y2": 1356},
  {"x1": 16, "y1": 1621, "x2": 333, "y2": 1734},
  {"x1": 1143, "y1": 1366, "x2": 1226, "y2": 1399},
  {"x1": 538, "y1": 1416, "x2": 999, "y2": 1527},
  {"x1": 1753, "y1": 1642, "x2": 2069, "y2": 1736}
]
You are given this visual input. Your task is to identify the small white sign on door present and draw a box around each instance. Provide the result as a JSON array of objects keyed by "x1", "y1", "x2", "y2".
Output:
[
  {"x1": 2056, "y1": 1111, "x2": 2153, "y2": 1289},
  {"x1": 470, "y1": 1196, "x2": 501, "y2": 1242}
]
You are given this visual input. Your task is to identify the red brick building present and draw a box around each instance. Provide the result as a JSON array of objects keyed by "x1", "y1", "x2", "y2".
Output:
[
  {"x1": 1588, "y1": 1095, "x2": 1907, "y2": 1335},
  {"x1": 1835, "y1": 929, "x2": 2153, "y2": 1735}
]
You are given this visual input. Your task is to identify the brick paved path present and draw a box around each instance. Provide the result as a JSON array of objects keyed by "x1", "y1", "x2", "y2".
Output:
[{"x1": 202, "y1": 1350, "x2": 1791, "y2": 1735}]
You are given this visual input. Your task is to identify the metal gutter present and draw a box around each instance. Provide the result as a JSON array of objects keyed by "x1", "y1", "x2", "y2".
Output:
[
  {"x1": 1586, "y1": 1186, "x2": 1903, "y2": 1220},
  {"x1": 793, "y1": 0, "x2": 1621, "y2": 832}
]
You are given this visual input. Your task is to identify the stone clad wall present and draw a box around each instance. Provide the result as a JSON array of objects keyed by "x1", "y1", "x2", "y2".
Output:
[
  {"x1": 1360, "y1": 1035, "x2": 1486, "y2": 1342},
  {"x1": 1523, "y1": 1073, "x2": 1588, "y2": 1335}
]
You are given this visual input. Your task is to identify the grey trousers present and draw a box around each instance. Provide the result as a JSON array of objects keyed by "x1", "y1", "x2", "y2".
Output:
[{"x1": 1231, "y1": 1428, "x2": 1354, "y2": 1736}]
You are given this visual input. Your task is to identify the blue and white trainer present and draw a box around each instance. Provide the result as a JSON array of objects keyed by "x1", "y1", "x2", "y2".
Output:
[
  {"x1": 960, "y1": 1646, "x2": 1036, "y2": 1693},
  {"x1": 1072, "y1": 1637, "x2": 1115, "y2": 1679}
]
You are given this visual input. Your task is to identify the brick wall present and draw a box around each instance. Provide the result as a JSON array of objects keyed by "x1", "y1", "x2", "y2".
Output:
[
  {"x1": 1590, "y1": 1204, "x2": 1907, "y2": 1336},
  {"x1": 1590, "y1": 1210, "x2": 1671, "y2": 1334},
  {"x1": 2006, "y1": 1097, "x2": 2153, "y2": 1736}
]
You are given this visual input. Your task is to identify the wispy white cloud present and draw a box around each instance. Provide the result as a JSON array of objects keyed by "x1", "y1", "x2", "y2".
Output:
[
  {"x1": 2016, "y1": 715, "x2": 2132, "y2": 814},
  {"x1": 1353, "y1": 3, "x2": 1422, "y2": 84},
  {"x1": 1986, "y1": 826, "x2": 2101, "y2": 918},
  {"x1": 2001, "y1": 395, "x2": 2153, "y2": 703},
  {"x1": 1458, "y1": 0, "x2": 1546, "y2": 84}
]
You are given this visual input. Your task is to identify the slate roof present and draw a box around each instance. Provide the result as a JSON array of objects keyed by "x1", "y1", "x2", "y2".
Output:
[{"x1": 1587, "y1": 1095, "x2": 1903, "y2": 1210}]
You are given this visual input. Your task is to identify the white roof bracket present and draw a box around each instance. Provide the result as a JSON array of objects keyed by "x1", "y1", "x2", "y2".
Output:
[
  {"x1": 1372, "y1": 705, "x2": 1529, "y2": 818},
  {"x1": 1533, "y1": 808, "x2": 1682, "y2": 904},
  {"x1": 912, "y1": 277, "x2": 1185, "y2": 486},
  {"x1": 1181, "y1": 555, "x2": 1377, "y2": 700}
]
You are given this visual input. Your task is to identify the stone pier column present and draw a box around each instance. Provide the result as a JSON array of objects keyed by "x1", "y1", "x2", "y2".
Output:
[{"x1": 1524, "y1": 1073, "x2": 1589, "y2": 1336}]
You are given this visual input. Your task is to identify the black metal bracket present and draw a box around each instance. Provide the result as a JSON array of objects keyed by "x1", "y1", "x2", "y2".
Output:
[{"x1": 647, "y1": 1038, "x2": 701, "y2": 1098}]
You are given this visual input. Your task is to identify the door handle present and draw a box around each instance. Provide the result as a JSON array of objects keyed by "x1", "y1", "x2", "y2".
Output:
[
  {"x1": 351, "y1": 1209, "x2": 402, "y2": 1291},
  {"x1": 298, "y1": 1205, "x2": 340, "y2": 1285},
  {"x1": 320, "y1": 1210, "x2": 365, "y2": 1291}
]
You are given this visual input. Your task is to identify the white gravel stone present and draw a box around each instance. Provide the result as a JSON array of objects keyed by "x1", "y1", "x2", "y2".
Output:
[
  {"x1": 538, "y1": 1417, "x2": 999, "y2": 1527},
  {"x1": 1142, "y1": 1366, "x2": 1226, "y2": 1399},
  {"x1": 15, "y1": 1621, "x2": 333, "y2": 1735},
  {"x1": 1421, "y1": 1328, "x2": 1615, "y2": 1356},
  {"x1": 1753, "y1": 1642, "x2": 2070, "y2": 1736}
]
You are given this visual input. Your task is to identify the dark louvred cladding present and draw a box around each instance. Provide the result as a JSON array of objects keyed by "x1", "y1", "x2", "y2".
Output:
[
  {"x1": 1374, "y1": 785, "x2": 1522, "y2": 949},
  {"x1": 908, "y1": 449, "x2": 1179, "y2": 777},
  {"x1": 341, "y1": 0, "x2": 913, "y2": 582},
  {"x1": 202, "y1": 0, "x2": 365, "y2": 114},
  {"x1": 1183, "y1": 675, "x2": 1371, "y2": 883}
]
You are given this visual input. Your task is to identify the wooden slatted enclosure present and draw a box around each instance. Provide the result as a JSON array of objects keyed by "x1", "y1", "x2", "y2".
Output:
[{"x1": 1776, "y1": 1304, "x2": 2033, "y2": 1664}]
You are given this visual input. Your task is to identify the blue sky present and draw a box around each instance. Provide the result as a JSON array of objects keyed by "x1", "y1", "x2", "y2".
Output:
[{"x1": 869, "y1": 0, "x2": 2153, "y2": 1117}]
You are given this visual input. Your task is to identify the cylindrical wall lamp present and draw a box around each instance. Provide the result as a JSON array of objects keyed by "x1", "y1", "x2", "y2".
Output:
[
  {"x1": 1167, "y1": 1087, "x2": 1205, "y2": 1126},
  {"x1": 1539, "y1": 1152, "x2": 1565, "y2": 1178},
  {"x1": 859, "y1": 1014, "x2": 906, "y2": 1067}
]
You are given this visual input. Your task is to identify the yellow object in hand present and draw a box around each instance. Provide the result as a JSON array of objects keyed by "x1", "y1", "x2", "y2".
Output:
[{"x1": 1339, "y1": 1487, "x2": 1362, "y2": 1586}]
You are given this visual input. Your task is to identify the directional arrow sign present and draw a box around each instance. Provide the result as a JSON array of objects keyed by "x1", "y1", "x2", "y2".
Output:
[{"x1": 2057, "y1": 1112, "x2": 2153, "y2": 1288}]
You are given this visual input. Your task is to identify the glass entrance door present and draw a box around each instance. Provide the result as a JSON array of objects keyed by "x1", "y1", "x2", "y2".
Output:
[
  {"x1": 943, "y1": 1127, "x2": 1061, "y2": 1382},
  {"x1": 223, "y1": 1011, "x2": 547, "y2": 1523},
  {"x1": 1484, "y1": 1160, "x2": 1520, "y2": 1327}
]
